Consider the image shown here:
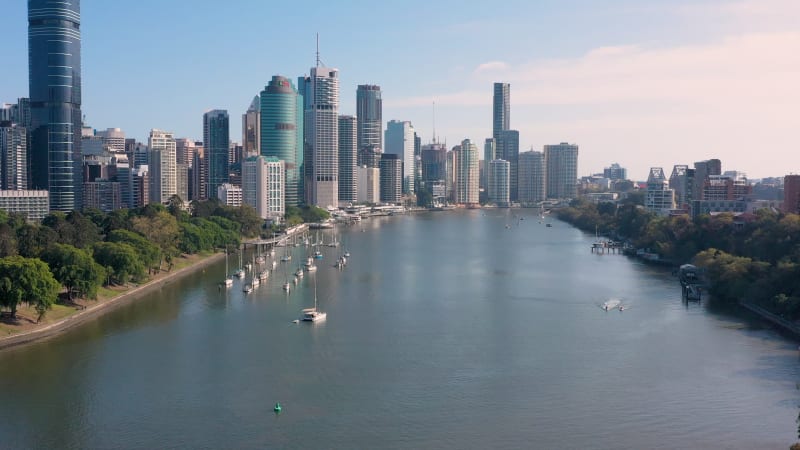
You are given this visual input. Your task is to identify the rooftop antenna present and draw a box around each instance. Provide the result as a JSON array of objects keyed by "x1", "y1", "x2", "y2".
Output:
[
  {"x1": 315, "y1": 33, "x2": 326, "y2": 67},
  {"x1": 432, "y1": 100, "x2": 436, "y2": 144}
]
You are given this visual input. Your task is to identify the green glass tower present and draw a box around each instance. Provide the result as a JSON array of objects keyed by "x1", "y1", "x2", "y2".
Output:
[{"x1": 260, "y1": 76, "x2": 303, "y2": 206}]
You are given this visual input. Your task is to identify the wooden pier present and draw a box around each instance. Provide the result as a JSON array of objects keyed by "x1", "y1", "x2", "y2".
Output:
[{"x1": 590, "y1": 241, "x2": 624, "y2": 254}]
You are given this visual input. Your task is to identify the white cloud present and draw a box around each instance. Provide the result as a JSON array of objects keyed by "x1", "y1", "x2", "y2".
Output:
[{"x1": 474, "y1": 61, "x2": 509, "y2": 73}]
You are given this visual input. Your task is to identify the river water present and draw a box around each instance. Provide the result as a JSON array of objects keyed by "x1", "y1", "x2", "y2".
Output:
[{"x1": 1, "y1": 209, "x2": 798, "y2": 449}]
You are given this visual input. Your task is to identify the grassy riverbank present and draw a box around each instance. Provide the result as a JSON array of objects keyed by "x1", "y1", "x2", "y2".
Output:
[{"x1": 0, "y1": 251, "x2": 222, "y2": 348}]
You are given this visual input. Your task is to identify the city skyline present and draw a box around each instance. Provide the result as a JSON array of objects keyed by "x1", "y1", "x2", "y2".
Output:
[{"x1": 2, "y1": 1, "x2": 799, "y2": 179}]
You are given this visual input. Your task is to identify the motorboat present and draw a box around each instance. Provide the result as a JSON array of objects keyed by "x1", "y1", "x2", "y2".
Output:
[
  {"x1": 243, "y1": 284, "x2": 253, "y2": 293},
  {"x1": 601, "y1": 299, "x2": 621, "y2": 311}
]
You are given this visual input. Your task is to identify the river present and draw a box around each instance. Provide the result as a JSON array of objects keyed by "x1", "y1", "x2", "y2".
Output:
[{"x1": 1, "y1": 209, "x2": 798, "y2": 449}]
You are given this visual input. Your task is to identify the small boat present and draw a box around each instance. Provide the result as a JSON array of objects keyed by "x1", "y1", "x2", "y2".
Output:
[
  {"x1": 344, "y1": 251, "x2": 350, "y2": 258},
  {"x1": 259, "y1": 270, "x2": 269, "y2": 281},
  {"x1": 243, "y1": 284, "x2": 253, "y2": 293},
  {"x1": 601, "y1": 299, "x2": 621, "y2": 311},
  {"x1": 251, "y1": 276, "x2": 260, "y2": 287},
  {"x1": 245, "y1": 262, "x2": 252, "y2": 271},
  {"x1": 295, "y1": 268, "x2": 304, "y2": 278},
  {"x1": 546, "y1": 223, "x2": 552, "y2": 227},
  {"x1": 306, "y1": 264, "x2": 317, "y2": 272},
  {"x1": 313, "y1": 250, "x2": 323, "y2": 259},
  {"x1": 304, "y1": 257, "x2": 313, "y2": 267},
  {"x1": 223, "y1": 278, "x2": 233, "y2": 287},
  {"x1": 272, "y1": 261, "x2": 278, "y2": 269},
  {"x1": 283, "y1": 282, "x2": 291, "y2": 291},
  {"x1": 280, "y1": 255, "x2": 291, "y2": 262},
  {"x1": 223, "y1": 250, "x2": 234, "y2": 287},
  {"x1": 234, "y1": 269, "x2": 245, "y2": 279},
  {"x1": 301, "y1": 276, "x2": 326, "y2": 322},
  {"x1": 255, "y1": 255, "x2": 266, "y2": 265}
]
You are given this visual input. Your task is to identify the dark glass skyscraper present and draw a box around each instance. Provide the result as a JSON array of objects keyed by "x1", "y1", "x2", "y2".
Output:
[
  {"x1": 356, "y1": 85, "x2": 382, "y2": 152},
  {"x1": 203, "y1": 110, "x2": 229, "y2": 200},
  {"x1": 28, "y1": 0, "x2": 82, "y2": 211},
  {"x1": 492, "y1": 82, "x2": 509, "y2": 141}
]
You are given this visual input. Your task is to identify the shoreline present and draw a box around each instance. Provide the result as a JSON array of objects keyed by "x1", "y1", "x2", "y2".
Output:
[{"x1": 0, "y1": 251, "x2": 225, "y2": 352}]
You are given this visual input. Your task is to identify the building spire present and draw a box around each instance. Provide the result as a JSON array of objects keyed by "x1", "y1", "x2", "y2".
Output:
[
  {"x1": 432, "y1": 100, "x2": 436, "y2": 144},
  {"x1": 315, "y1": 33, "x2": 321, "y2": 67}
]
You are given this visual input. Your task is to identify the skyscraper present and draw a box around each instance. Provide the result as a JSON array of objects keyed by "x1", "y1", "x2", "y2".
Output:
[
  {"x1": 242, "y1": 155, "x2": 284, "y2": 220},
  {"x1": 497, "y1": 129, "x2": 519, "y2": 201},
  {"x1": 492, "y1": 83, "x2": 510, "y2": 141},
  {"x1": 379, "y1": 153, "x2": 402, "y2": 204},
  {"x1": 28, "y1": 0, "x2": 83, "y2": 211},
  {"x1": 385, "y1": 120, "x2": 415, "y2": 194},
  {"x1": 299, "y1": 66, "x2": 339, "y2": 208},
  {"x1": 454, "y1": 139, "x2": 479, "y2": 205},
  {"x1": 0, "y1": 123, "x2": 28, "y2": 190},
  {"x1": 338, "y1": 115, "x2": 357, "y2": 204},
  {"x1": 518, "y1": 150, "x2": 546, "y2": 204},
  {"x1": 544, "y1": 142, "x2": 579, "y2": 199},
  {"x1": 261, "y1": 76, "x2": 303, "y2": 207},
  {"x1": 488, "y1": 159, "x2": 510, "y2": 207},
  {"x1": 356, "y1": 85, "x2": 382, "y2": 152},
  {"x1": 203, "y1": 110, "x2": 229, "y2": 199},
  {"x1": 242, "y1": 96, "x2": 260, "y2": 156},
  {"x1": 148, "y1": 129, "x2": 177, "y2": 204}
]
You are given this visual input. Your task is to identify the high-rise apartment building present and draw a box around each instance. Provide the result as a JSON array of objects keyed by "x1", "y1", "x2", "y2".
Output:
[
  {"x1": 421, "y1": 143, "x2": 447, "y2": 184},
  {"x1": 669, "y1": 165, "x2": 694, "y2": 209},
  {"x1": 203, "y1": 110, "x2": 229, "y2": 199},
  {"x1": 0, "y1": 123, "x2": 28, "y2": 190},
  {"x1": 518, "y1": 150, "x2": 546, "y2": 204},
  {"x1": 242, "y1": 96, "x2": 260, "y2": 156},
  {"x1": 357, "y1": 165, "x2": 380, "y2": 204},
  {"x1": 379, "y1": 153, "x2": 402, "y2": 204},
  {"x1": 693, "y1": 158, "x2": 722, "y2": 202},
  {"x1": 385, "y1": 120, "x2": 415, "y2": 194},
  {"x1": 544, "y1": 142, "x2": 579, "y2": 199},
  {"x1": 242, "y1": 155, "x2": 284, "y2": 220},
  {"x1": 261, "y1": 76, "x2": 303, "y2": 206},
  {"x1": 338, "y1": 115, "x2": 357, "y2": 204},
  {"x1": 96, "y1": 128, "x2": 125, "y2": 153},
  {"x1": 645, "y1": 167, "x2": 675, "y2": 215},
  {"x1": 299, "y1": 66, "x2": 339, "y2": 209},
  {"x1": 175, "y1": 138, "x2": 196, "y2": 167},
  {"x1": 454, "y1": 139, "x2": 479, "y2": 205},
  {"x1": 147, "y1": 129, "x2": 177, "y2": 204},
  {"x1": 492, "y1": 83, "x2": 510, "y2": 141},
  {"x1": 356, "y1": 85, "x2": 382, "y2": 152},
  {"x1": 603, "y1": 163, "x2": 627, "y2": 181},
  {"x1": 28, "y1": 0, "x2": 83, "y2": 211},
  {"x1": 488, "y1": 159, "x2": 510, "y2": 207}
]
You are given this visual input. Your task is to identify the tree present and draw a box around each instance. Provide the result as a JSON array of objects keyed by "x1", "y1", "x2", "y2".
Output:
[
  {"x1": 107, "y1": 229, "x2": 160, "y2": 273},
  {"x1": 131, "y1": 210, "x2": 180, "y2": 271},
  {"x1": 0, "y1": 256, "x2": 60, "y2": 321},
  {"x1": 92, "y1": 241, "x2": 145, "y2": 285},
  {"x1": 41, "y1": 244, "x2": 105, "y2": 301},
  {"x1": 16, "y1": 222, "x2": 57, "y2": 258}
]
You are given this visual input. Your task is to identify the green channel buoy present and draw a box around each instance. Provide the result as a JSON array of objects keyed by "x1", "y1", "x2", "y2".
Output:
[{"x1": 274, "y1": 402, "x2": 282, "y2": 413}]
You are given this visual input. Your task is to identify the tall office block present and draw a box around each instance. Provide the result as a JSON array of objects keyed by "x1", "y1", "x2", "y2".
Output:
[
  {"x1": 338, "y1": 115, "x2": 357, "y2": 204},
  {"x1": 190, "y1": 147, "x2": 207, "y2": 201},
  {"x1": 604, "y1": 163, "x2": 627, "y2": 181},
  {"x1": 299, "y1": 66, "x2": 339, "y2": 209},
  {"x1": 175, "y1": 138, "x2": 196, "y2": 167},
  {"x1": 203, "y1": 110, "x2": 229, "y2": 199},
  {"x1": 518, "y1": 150, "x2": 546, "y2": 204},
  {"x1": 28, "y1": 0, "x2": 82, "y2": 211},
  {"x1": 356, "y1": 85, "x2": 382, "y2": 152},
  {"x1": 544, "y1": 142, "x2": 579, "y2": 199},
  {"x1": 261, "y1": 76, "x2": 303, "y2": 206},
  {"x1": 385, "y1": 120, "x2": 415, "y2": 194},
  {"x1": 0, "y1": 123, "x2": 28, "y2": 190},
  {"x1": 148, "y1": 129, "x2": 177, "y2": 204},
  {"x1": 488, "y1": 159, "x2": 510, "y2": 207},
  {"x1": 421, "y1": 143, "x2": 447, "y2": 184},
  {"x1": 784, "y1": 175, "x2": 800, "y2": 214},
  {"x1": 669, "y1": 165, "x2": 694, "y2": 209},
  {"x1": 497, "y1": 129, "x2": 519, "y2": 201},
  {"x1": 492, "y1": 83, "x2": 510, "y2": 141},
  {"x1": 380, "y1": 153, "x2": 402, "y2": 204},
  {"x1": 132, "y1": 166, "x2": 149, "y2": 208},
  {"x1": 358, "y1": 145, "x2": 381, "y2": 168},
  {"x1": 97, "y1": 128, "x2": 125, "y2": 152},
  {"x1": 454, "y1": 139, "x2": 479, "y2": 205},
  {"x1": 242, "y1": 96, "x2": 260, "y2": 156}
]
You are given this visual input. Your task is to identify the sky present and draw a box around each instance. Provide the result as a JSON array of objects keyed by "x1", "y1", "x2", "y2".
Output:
[{"x1": 2, "y1": 0, "x2": 799, "y2": 180}]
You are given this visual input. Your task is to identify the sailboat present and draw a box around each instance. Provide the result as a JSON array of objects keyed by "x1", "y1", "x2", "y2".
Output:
[
  {"x1": 234, "y1": 250, "x2": 245, "y2": 279},
  {"x1": 222, "y1": 250, "x2": 233, "y2": 287},
  {"x1": 282, "y1": 265, "x2": 291, "y2": 291},
  {"x1": 301, "y1": 274, "x2": 326, "y2": 322}
]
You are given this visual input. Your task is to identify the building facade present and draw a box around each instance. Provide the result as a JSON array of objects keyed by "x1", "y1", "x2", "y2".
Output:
[
  {"x1": 544, "y1": 143, "x2": 579, "y2": 200},
  {"x1": 217, "y1": 183, "x2": 242, "y2": 207},
  {"x1": 338, "y1": 115, "x2": 357, "y2": 204},
  {"x1": 783, "y1": 175, "x2": 800, "y2": 214},
  {"x1": 0, "y1": 123, "x2": 28, "y2": 190},
  {"x1": 645, "y1": 167, "x2": 675, "y2": 215},
  {"x1": 496, "y1": 129, "x2": 519, "y2": 201},
  {"x1": 518, "y1": 150, "x2": 546, "y2": 204},
  {"x1": 603, "y1": 163, "x2": 627, "y2": 181},
  {"x1": 261, "y1": 76, "x2": 303, "y2": 207},
  {"x1": 379, "y1": 153, "x2": 402, "y2": 204},
  {"x1": 242, "y1": 155, "x2": 284, "y2": 220},
  {"x1": 300, "y1": 66, "x2": 339, "y2": 209},
  {"x1": 242, "y1": 95, "x2": 260, "y2": 156},
  {"x1": 0, "y1": 189, "x2": 49, "y2": 221},
  {"x1": 385, "y1": 120, "x2": 415, "y2": 194},
  {"x1": 492, "y1": 82, "x2": 510, "y2": 141},
  {"x1": 357, "y1": 165, "x2": 380, "y2": 204},
  {"x1": 356, "y1": 85, "x2": 382, "y2": 152},
  {"x1": 454, "y1": 139, "x2": 479, "y2": 205},
  {"x1": 148, "y1": 129, "x2": 177, "y2": 204},
  {"x1": 488, "y1": 159, "x2": 510, "y2": 207},
  {"x1": 203, "y1": 110, "x2": 229, "y2": 200},
  {"x1": 28, "y1": 0, "x2": 83, "y2": 211}
]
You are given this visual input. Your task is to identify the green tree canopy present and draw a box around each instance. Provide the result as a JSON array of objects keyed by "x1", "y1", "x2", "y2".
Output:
[
  {"x1": 0, "y1": 256, "x2": 60, "y2": 321},
  {"x1": 41, "y1": 244, "x2": 105, "y2": 300},
  {"x1": 93, "y1": 241, "x2": 146, "y2": 285}
]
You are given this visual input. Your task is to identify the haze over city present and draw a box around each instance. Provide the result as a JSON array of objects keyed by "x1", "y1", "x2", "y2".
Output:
[{"x1": 1, "y1": 0, "x2": 799, "y2": 179}]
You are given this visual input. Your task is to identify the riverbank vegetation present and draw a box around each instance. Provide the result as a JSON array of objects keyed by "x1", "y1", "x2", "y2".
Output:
[
  {"x1": 555, "y1": 199, "x2": 800, "y2": 320},
  {"x1": 0, "y1": 197, "x2": 262, "y2": 322}
]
